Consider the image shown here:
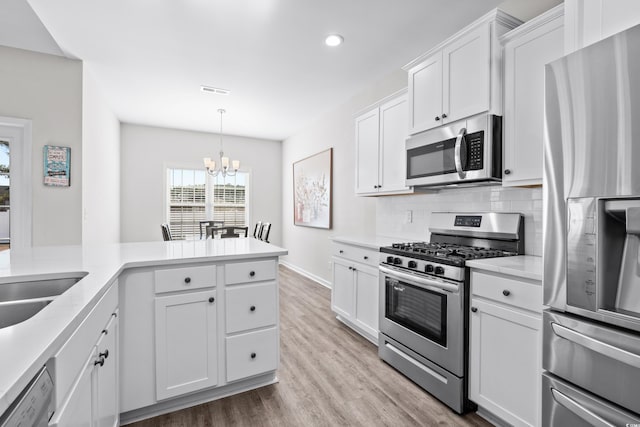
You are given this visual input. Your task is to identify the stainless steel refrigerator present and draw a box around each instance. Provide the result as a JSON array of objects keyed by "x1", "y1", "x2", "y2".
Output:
[{"x1": 543, "y1": 23, "x2": 640, "y2": 425}]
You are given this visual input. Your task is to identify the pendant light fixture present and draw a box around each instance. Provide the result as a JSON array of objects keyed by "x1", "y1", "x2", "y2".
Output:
[{"x1": 203, "y1": 108, "x2": 240, "y2": 177}]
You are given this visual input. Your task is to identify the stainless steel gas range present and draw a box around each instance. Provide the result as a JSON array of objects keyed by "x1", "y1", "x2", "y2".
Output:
[{"x1": 378, "y1": 212, "x2": 524, "y2": 414}]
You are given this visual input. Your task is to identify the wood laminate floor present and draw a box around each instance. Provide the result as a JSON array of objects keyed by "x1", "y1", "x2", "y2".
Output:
[{"x1": 125, "y1": 265, "x2": 492, "y2": 427}]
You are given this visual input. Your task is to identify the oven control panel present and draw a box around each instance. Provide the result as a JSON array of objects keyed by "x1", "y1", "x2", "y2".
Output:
[
  {"x1": 380, "y1": 253, "x2": 465, "y2": 283},
  {"x1": 454, "y1": 215, "x2": 482, "y2": 227}
]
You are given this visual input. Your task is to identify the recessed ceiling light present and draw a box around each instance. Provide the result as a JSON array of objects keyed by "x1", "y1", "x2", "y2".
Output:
[
  {"x1": 325, "y1": 34, "x2": 344, "y2": 47},
  {"x1": 200, "y1": 85, "x2": 230, "y2": 95}
]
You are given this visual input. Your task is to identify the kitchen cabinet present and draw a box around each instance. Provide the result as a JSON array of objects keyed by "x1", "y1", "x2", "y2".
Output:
[
  {"x1": 331, "y1": 241, "x2": 379, "y2": 343},
  {"x1": 355, "y1": 90, "x2": 413, "y2": 196},
  {"x1": 565, "y1": 0, "x2": 640, "y2": 54},
  {"x1": 404, "y1": 10, "x2": 521, "y2": 135},
  {"x1": 49, "y1": 283, "x2": 119, "y2": 427},
  {"x1": 469, "y1": 270, "x2": 542, "y2": 427},
  {"x1": 501, "y1": 5, "x2": 564, "y2": 187}
]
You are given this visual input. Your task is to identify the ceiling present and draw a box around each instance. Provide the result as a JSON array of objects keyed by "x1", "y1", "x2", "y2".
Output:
[{"x1": 4, "y1": 0, "x2": 558, "y2": 141}]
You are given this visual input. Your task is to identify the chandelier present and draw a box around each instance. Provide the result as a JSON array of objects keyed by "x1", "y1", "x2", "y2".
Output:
[{"x1": 203, "y1": 109, "x2": 239, "y2": 177}]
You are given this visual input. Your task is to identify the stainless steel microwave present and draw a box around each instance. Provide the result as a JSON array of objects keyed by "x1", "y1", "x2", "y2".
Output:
[{"x1": 405, "y1": 114, "x2": 502, "y2": 187}]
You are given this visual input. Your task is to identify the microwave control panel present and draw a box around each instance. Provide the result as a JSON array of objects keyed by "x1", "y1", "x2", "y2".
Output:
[{"x1": 467, "y1": 131, "x2": 484, "y2": 170}]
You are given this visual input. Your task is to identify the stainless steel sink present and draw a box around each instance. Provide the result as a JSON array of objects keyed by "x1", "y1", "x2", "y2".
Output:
[{"x1": 0, "y1": 273, "x2": 88, "y2": 328}]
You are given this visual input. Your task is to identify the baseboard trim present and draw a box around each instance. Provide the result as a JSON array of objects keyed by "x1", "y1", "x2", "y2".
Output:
[
  {"x1": 120, "y1": 372, "x2": 278, "y2": 425},
  {"x1": 335, "y1": 315, "x2": 379, "y2": 346},
  {"x1": 279, "y1": 260, "x2": 331, "y2": 289}
]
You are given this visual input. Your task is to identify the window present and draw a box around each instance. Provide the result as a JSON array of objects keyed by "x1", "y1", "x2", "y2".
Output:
[{"x1": 166, "y1": 168, "x2": 249, "y2": 239}]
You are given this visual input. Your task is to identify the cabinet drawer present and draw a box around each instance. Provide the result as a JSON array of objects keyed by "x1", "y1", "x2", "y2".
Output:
[
  {"x1": 154, "y1": 264, "x2": 216, "y2": 293},
  {"x1": 332, "y1": 243, "x2": 378, "y2": 268},
  {"x1": 226, "y1": 282, "x2": 277, "y2": 333},
  {"x1": 226, "y1": 327, "x2": 278, "y2": 382},
  {"x1": 225, "y1": 260, "x2": 276, "y2": 285},
  {"x1": 52, "y1": 281, "x2": 118, "y2": 406},
  {"x1": 471, "y1": 270, "x2": 542, "y2": 313}
]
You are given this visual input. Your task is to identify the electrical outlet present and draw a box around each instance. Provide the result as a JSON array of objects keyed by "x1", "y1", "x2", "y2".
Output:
[{"x1": 405, "y1": 210, "x2": 413, "y2": 224}]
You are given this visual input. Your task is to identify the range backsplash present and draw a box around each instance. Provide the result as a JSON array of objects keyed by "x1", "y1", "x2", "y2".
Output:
[{"x1": 376, "y1": 186, "x2": 542, "y2": 256}]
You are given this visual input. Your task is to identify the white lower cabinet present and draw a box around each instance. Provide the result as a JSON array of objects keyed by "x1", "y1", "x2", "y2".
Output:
[
  {"x1": 469, "y1": 270, "x2": 542, "y2": 427},
  {"x1": 226, "y1": 327, "x2": 278, "y2": 382},
  {"x1": 154, "y1": 290, "x2": 218, "y2": 400},
  {"x1": 331, "y1": 241, "x2": 379, "y2": 343},
  {"x1": 49, "y1": 282, "x2": 119, "y2": 427}
]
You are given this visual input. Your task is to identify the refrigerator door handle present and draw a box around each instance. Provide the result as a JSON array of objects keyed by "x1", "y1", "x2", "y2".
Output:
[
  {"x1": 552, "y1": 322, "x2": 640, "y2": 368},
  {"x1": 550, "y1": 388, "x2": 615, "y2": 427}
]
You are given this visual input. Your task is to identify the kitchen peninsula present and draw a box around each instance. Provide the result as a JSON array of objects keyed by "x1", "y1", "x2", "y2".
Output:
[{"x1": 0, "y1": 238, "x2": 287, "y2": 425}]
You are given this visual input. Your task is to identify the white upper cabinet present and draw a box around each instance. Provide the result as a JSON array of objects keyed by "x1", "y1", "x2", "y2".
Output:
[
  {"x1": 565, "y1": 0, "x2": 640, "y2": 54},
  {"x1": 354, "y1": 89, "x2": 412, "y2": 196},
  {"x1": 502, "y1": 5, "x2": 564, "y2": 187},
  {"x1": 405, "y1": 9, "x2": 521, "y2": 135}
]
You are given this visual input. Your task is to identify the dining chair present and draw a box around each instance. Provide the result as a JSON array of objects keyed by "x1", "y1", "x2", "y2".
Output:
[
  {"x1": 258, "y1": 222, "x2": 271, "y2": 243},
  {"x1": 252, "y1": 221, "x2": 263, "y2": 238},
  {"x1": 160, "y1": 223, "x2": 172, "y2": 241},
  {"x1": 199, "y1": 220, "x2": 224, "y2": 239},
  {"x1": 210, "y1": 226, "x2": 249, "y2": 239}
]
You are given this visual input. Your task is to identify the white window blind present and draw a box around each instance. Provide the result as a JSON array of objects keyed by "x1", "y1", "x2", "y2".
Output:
[{"x1": 167, "y1": 168, "x2": 248, "y2": 239}]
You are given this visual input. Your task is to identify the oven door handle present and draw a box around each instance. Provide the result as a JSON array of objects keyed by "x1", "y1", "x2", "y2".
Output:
[
  {"x1": 379, "y1": 265, "x2": 459, "y2": 294},
  {"x1": 454, "y1": 127, "x2": 467, "y2": 179}
]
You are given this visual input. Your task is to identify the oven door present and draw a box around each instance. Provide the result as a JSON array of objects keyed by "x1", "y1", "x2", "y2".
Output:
[{"x1": 379, "y1": 265, "x2": 464, "y2": 376}]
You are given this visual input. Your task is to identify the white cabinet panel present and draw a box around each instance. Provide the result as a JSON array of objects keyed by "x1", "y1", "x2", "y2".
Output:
[
  {"x1": 49, "y1": 349, "x2": 95, "y2": 427},
  {"x1": 154, "y1": 264, "x2": 216, "y2": 293},
  {"x1": 379, "y1": 95, "x2": 410, "y2": 193},
  {"x1": 95, "y1": 312, "x2": 119, "y2": 427},
  {"x1": 226, "y1": 327, "x2": 278, "y2": 383},
  {"x1": 225, "y1": 259, "x2": 276, "y2": 285},
  {"x1": 355, "y1": 108, "x2": 380, "y2": 194},
  {"x1": 354, "y1": 266, "x2": 379, "y2": 338},
  {"x1": 155, "y1": 290, "x2": 218, "y2": 400},
  {"x1": 331, "y1": 257, "x2": 355, "y2": 319},
  {"x1": 408, "y1": 52, "x2": 443, "y2": 134},
  {"x1": 226, "y1": 281, "x2": 277, "y2": 333}
]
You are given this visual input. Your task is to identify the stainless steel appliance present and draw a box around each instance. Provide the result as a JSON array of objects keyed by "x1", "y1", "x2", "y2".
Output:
[
  {"x1": 405, "y1": 114, "x2": 502, "y2": 188},
  {"x1": 543, "y1": 22, "x2": 640, "y2": 425},
  {"x1": 0, "y1": 367, "x2": 54, "y2": 427},
  {"x1": 378, "y1": 212, "x2": 524, "y2": 413}
]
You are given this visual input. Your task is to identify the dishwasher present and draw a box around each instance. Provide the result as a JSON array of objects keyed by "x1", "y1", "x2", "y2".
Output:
[{"x1": 0, "y1": 367, "x2": 54, "y2": 427}]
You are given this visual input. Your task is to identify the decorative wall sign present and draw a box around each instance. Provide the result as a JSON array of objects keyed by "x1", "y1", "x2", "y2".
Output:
[
  {"x1": 293, "y1": 148, "x2": 332, "y2": 229},
  {"x1": 43, "y1": 145, "x2": 71, "y2": 186}
]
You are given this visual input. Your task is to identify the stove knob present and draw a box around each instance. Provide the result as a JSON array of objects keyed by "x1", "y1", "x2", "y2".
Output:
[
  {"x1": 393, "y1": 257, "x2": 402, "y2": 265},
  {"x1": 386, "y1": 256, "x2": 394, "y2": 264},
  {"x1": 425, "y1": 264, "x2": 434, "y2": 273},
  {"x1": 434, "y1": 266, "x2": 445, "y2": 275},
  {"x1": 408, "y1": 261, "x2": 417, "y2": 268}
]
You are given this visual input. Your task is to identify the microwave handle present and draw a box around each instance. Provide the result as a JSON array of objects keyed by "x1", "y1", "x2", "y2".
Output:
[{"x1": 454, "y1": 127, "x2": 467, "y2": 179}]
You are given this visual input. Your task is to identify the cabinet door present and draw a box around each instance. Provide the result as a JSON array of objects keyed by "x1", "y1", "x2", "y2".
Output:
[
  {"x1": 353, "y1": 265, "x2": 379, "y2": 340},
  {"x1": 331, "y1": 257, "x2": 354, "y2": 319},
  {"x1": 355, "y1": 108, "x2": 380, "y2": 194},
  {"x1": 408, "y1": 51, "x2": 443, "y2": 134},
  {"x1": 155, "y1": 290, "x2": 218, "y2": 400},
  {"x1": 503, "y1": 16, "x2": 564, "y2": 186},
  {"x1": 95, "y1": 312, "x2": 119, "y2": 427},
  {"x1": 442, "y1": 25, "x2": 490, "y2": 124},
  {"x1": 49, "y1": 349, "x2": 96, "y2": 427},
  {"x1": 470, "y1": 298, "x2": 541, "y2": 427},
  {"x1": 378, "y1": 94, "x2": 410, "y2": 194}
]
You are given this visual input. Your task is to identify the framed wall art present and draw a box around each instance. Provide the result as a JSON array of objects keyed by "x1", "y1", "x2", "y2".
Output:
[
  {"x1": 43, "y1": 145, "x2": 71, "y2": 187},
  {"x1": 293, "y1": 148, "x2": 332, "y2": 229}
]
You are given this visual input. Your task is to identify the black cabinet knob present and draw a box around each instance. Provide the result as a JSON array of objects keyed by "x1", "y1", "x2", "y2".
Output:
[
  {"x1": 184, "y1": 277, "x2": 191, "y2": 284},
  {"x1": 251, "y1": 352, "x2": 256, "y2": 359},
  {"x1": 364, "y1": 256, "x2": 368, "y2": 260},
  {"x1": 471, "y1": 307, "x2": 478, "y2": 313},
  {"x1": 250, "y1": 305, "x2": 256, "y2": 312},
  {"x1": 94, "y1": 357, "x2": 105, "y2": 367},
  {"x1": 435, "y1": 116, "x2": 441, "y2": 121},
  {"x1": 249, "y1": 271, "x2": 256, "y2": 277},
  {"x1": 209, "y1": 297, "x2": 215, "y2": 303},
  {"x1": 504, "y1": 169, "x2": 511, "y2": 175},
  {"x1": 441, "y1": 113, "x2": 447, "y2": 118},
  {"x1": 502, "y1": 290, "x2": 511, "y2": 296},
  {"x1": 99, "y1": 350, "x2": 109, "y2": 359},
  {"x1": 339, "y1": 250, "x2": 344, "y2": 254}
]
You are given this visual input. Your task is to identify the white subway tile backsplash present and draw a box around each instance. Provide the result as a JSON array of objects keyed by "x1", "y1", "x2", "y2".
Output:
[{"x1": 376, "y1": 186, "x2": 542, "y2": 255}]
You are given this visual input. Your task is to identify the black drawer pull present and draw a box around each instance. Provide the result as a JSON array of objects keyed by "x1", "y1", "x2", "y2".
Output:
[
  {"x1": 364, "y1": 256, "x2": 368, "y2": 260},
  {"x1": 502, "y1": 290, "x2": 511, "y2": 296},
  {"x1": 94, "y1": 357, "x2": 105, "y2": 367},
  {"x1": 250, "y1": 305, "x2": 256, "y2": 312},
  {"x1": 339, "y1": 250, "x2": 344, "y2": 254},
  {"x1": 99, "y1": 350, "x2": 109, "y2": 359},
  {"x1": 471, "y1": 307, "x2": 478, "y2": 313},
  {"x1": 251, "y1": 352, "x2": 256, "y2": 359},
  {"x1": 209, "y1": 297, "x2": 215, "y2": 303},
  {"x1": 249, "y1": 271, "x2": 256, "y2": 277},
  {"x1": 184, "y1": 277, "x2": 191, "y2": 284}
]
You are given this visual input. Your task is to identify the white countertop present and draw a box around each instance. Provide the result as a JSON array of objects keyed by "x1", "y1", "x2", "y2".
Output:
[
  {"x1": 0, "y1": 238, "x2": 287, "y2": 415},
  {"x1": 330, "y1": 235, "x2": 407, "y2": 250},
  {"x1": 466, "y1": 255, "x2": 542, "y2": 282}
]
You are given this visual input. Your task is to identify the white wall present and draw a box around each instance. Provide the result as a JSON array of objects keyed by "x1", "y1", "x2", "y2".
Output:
[
  {"x1": 82, "y1": 64, "x2": 121, "y2": 245},
  {"x1": 0, "y1": 45, "x2": 82, "y2": 246},
  {"x1": 281, "y1": 69, "x2": 407, "y2": 284},
  {"x1": 120, "y1": 123, "x2": 282, "y2": 244}
]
